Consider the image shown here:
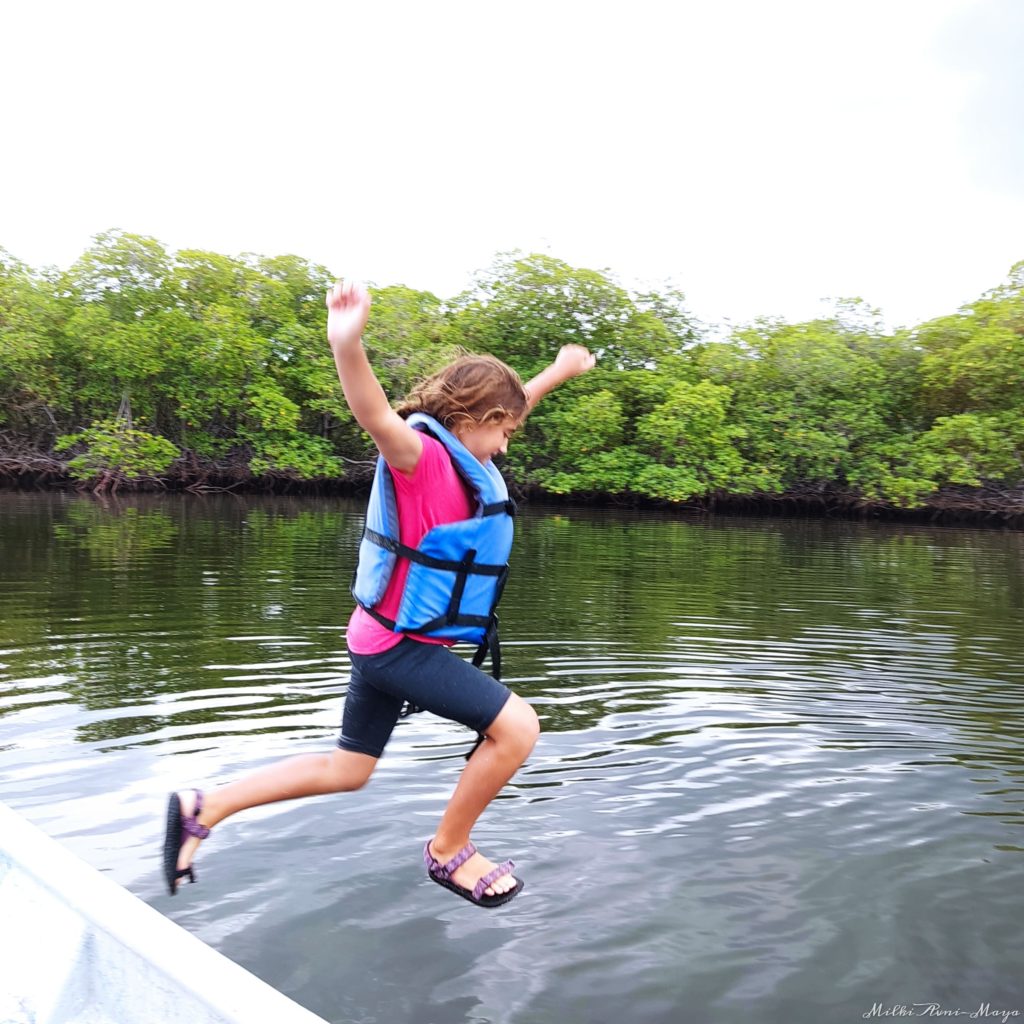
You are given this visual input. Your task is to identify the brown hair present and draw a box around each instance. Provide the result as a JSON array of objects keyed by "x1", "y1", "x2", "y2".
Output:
[{"x1": 394, "y1": 353, "x2": 528, "y2": 431}]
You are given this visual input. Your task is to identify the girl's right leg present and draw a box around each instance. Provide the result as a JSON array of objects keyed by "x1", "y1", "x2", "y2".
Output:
[
  {"x1": 171, "y1": 649, "x2": 404, "y2": 892},
  {"x1": 173, "y1": 748, "x2": 378, "y2": 886}
]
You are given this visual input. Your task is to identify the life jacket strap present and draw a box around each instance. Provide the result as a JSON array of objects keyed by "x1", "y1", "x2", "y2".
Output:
[
  {"x1": 362, "y1": 528, "x2": 506, "y2": 576},
  {"x1": 464, "y1": 617, "x2": 501, "y2": 760},
  {"x1": 482, "y1": 498, "x2": 517, "y2": 517},
  {"x1": 471, "y1": 617, "x2": 501, "y2": 680}
]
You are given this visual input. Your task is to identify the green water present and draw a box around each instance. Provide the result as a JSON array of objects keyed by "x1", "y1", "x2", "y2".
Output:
[{"x1": 1, "y1": 491, "x2": 1023, "y2": 1023}]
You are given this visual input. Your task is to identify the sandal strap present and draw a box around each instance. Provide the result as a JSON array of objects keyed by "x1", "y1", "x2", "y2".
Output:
[
  {"x1": 423, "y1": 839, "x2": 477, "y2": 880},
  {"x1": 181, "y1": 789, "x2": 211, "y2": 840},
  {"x1": 472, "y1": 860, "x2": 515, "y2": 902}
]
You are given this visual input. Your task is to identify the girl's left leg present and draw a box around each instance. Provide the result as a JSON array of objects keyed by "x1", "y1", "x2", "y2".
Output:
[{"x1": 340, "y1": 638, "x2": 540, "y2": 900}]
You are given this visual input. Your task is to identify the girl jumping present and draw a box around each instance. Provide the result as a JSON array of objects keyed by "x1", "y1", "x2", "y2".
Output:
[{"x1": 163, "y1": 279, "x2": 595, "y2": 907}]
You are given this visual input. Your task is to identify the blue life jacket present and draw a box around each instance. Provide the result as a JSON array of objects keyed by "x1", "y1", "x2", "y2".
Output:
[{"x1": 351, "y1": 413, "x2": 516, "y2": 677}]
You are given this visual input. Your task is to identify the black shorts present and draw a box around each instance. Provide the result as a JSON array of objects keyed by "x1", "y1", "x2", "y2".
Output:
[{"x1": 338, "y1": 637, "x2": 512, "y2": 759}]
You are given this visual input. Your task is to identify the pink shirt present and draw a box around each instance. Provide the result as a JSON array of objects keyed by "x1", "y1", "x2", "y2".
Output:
[{"x1": 346, "y1": 434, "x2": 474, "y2": 655}]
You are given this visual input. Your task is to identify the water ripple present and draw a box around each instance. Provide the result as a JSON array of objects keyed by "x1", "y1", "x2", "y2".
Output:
[{"x1": 2, "y1": 495, "x2": 1023, "y2": 1022}]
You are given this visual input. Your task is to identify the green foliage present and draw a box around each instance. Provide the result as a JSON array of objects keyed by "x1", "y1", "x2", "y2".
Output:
[
  {"x1": 916, "y1": 274, "x2": 1024, "y2": 418},
  {"x1": 55, "y1": 419, "x2": 180, "y2": 483},
  {"x1": 247, "y1": 434, "x2": 343, "y2": 478},
  {"x1": 530, "y1": 389, "x2": 635, "y2": 494},
  {"x1": 65, "y1": 230, "x2": 173, "y2": 320},
  {"x1": 240, "y1": 380, "x2": 343, "y2": 477},
  {"x1": 913, "y1": 413, "x2": 1021, "y2": 487},
  {"x1": 0, "y1": 249, "x2": 63, "y2": 431},
  {"x1": 694, "y1": 307, "x2": 939, "y2": 504},
  {"x1": 451, "y1": 252, "x2": 695, "y2": 377},
  {"x1": 2, "y1": 234, "x2": 1023, "y2": 506},
  {"x1": 633, "y1": 380, "x2": 750, "y2": 500}
]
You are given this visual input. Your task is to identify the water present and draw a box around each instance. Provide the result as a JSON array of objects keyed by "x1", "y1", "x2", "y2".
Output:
[{"x1": 1, "y1": 491, "x2": 1023, "y2": 1023}]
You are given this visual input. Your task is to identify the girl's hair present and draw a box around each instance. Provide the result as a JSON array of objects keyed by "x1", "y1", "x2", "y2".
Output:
[{"x1": 394, "y1": 353, "x2": 528, "y2": 430}]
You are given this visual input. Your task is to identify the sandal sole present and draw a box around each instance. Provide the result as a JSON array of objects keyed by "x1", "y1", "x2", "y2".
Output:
[
  {"x1": 428, "y1": 872, "x2": 524, "y2": 908},
  {"x1": 162, "y1": 793, "x2": 184, "y2": 896}
]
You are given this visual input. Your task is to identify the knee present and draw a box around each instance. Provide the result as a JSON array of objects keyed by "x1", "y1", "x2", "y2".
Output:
[
  {"x1": 521, "y1": 702, "x2": 541, "y2": 750},
  {"x1": 327, "y1": 749, "x2": 376, "y2": 792},
  {"x1": 491, "y1": 695, "x2": 540, "y2": 758}
]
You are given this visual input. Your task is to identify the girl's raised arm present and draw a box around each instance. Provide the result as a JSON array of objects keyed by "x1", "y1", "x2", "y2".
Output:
[
  {"x1": 326, "y1": 280, "x2": 422, "y2": 474},
  {"x1": 523, "y1": 343, "x2": 597, "y2": 413}
]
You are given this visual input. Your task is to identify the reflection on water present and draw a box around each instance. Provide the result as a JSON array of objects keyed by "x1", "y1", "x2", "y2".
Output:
[{"x1": 2, "y1": 491, "x2": 1023, "y2": 1024}]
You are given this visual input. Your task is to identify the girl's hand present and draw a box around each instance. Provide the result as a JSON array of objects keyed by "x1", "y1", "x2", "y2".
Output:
[
  {"x1": 553, "y1": 343, "x2": 597, "y2": 381},
  {"x1": 523, "y1": 344, "x2": 597, "y2": 412},
  {"x1": 326, "y1": 280, "x2": 372, "y2": 351}
]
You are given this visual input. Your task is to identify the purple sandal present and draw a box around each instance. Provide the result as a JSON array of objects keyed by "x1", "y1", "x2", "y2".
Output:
[
  {"x1": 162, "y1": 790, "x2": 211, "y2": 896},
  {"x1": 424, "y1": 839, "x2": 524, "y2": 908}
]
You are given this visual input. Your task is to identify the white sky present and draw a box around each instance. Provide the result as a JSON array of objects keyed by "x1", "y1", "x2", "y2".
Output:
[{"x1": 2, "y1": 0, "x2": 1023, "y2": 330}]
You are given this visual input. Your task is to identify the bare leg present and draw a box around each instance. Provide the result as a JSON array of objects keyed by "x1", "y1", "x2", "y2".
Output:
[
  {"x1": 174, "y1": 748, "x2": 377, "y2": 889},
  {"x1": 427, "y1": 693, "x2": 540, "y2": 897}
]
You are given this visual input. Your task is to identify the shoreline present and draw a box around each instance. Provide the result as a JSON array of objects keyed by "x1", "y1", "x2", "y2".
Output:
[{"x1": 3, "y1": 449, "x2": 1022, "y2": 528}]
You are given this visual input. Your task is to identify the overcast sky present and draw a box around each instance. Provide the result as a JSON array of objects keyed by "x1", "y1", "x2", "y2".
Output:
[{"x1": 2, "y1": 0, "x2": 1022, "y2": 330}]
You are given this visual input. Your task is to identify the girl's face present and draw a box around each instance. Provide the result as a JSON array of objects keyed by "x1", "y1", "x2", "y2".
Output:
[{"x1": 455, "y1": 415, "x2": 519, "y2": 464}]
